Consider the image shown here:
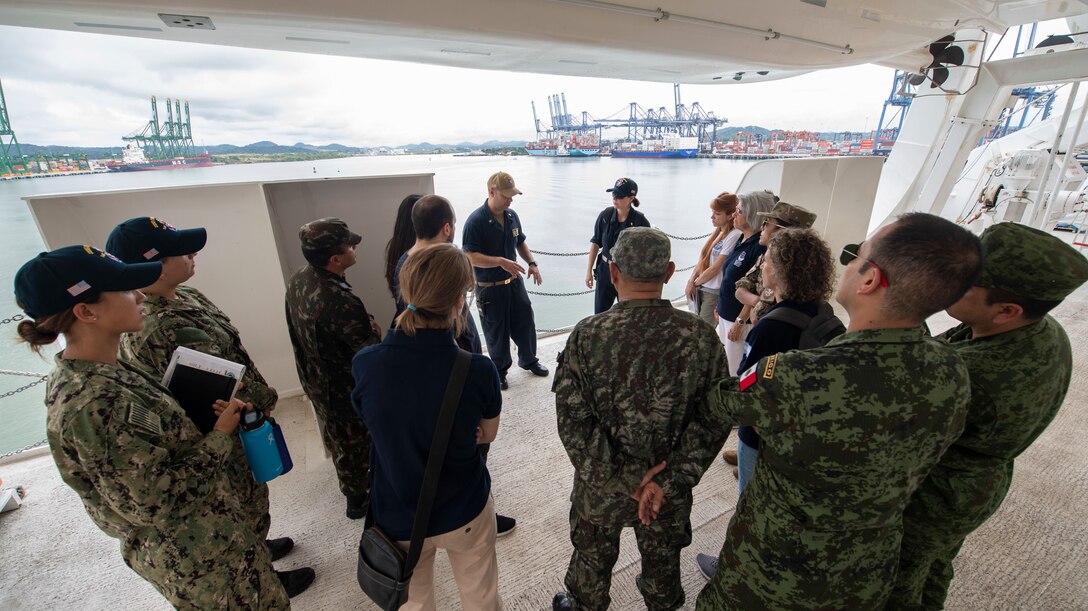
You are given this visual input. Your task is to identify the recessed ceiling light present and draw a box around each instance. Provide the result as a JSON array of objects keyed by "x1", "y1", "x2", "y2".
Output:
[
  {"x1": 74, "y1": 22, "x2": 162, "y2": 32},
  {"x1": 286, "y1": 36, "x2": 350, "y2": 44},
  {"x1": 440, "y1": 49, "x2": 492, "y2": 56}
]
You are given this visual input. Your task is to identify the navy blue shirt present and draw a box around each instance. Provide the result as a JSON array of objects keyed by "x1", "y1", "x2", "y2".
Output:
[
  {"x1": 352, "y1": 329, "x2": 501, "y2": 540},
  {"x1": 737, "y1": 299, "x2": 817, "y2": 448},
  {"x1": 590, "y1": 207, "x2": 650, "y2": 263},
  {"x1": 717, "y1": 233, "x2": 766, "y2": 321},
  {"x1": 462, "y1": 200, "x2": 527, "y2": 283}
]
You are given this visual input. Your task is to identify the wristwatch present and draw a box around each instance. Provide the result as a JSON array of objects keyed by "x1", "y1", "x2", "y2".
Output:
[{"x1": 528, "y1": 261, "x2": 538, "y2": 268}]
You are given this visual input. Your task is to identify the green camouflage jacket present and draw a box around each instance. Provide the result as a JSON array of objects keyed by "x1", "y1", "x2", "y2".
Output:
[
  {"x1": 121, "y1": 285, "x2": 277, "y2": 411},
  {"x1": 553, "y1": 299, "x2": 729, "y2": 527},
  {"x1": 700, "y1": 327, "x2": 970, "y2": 609},
  {"x1": 904, "y1": 315, "x2": 1073, "y2": 536},
  {"x1": 45, "y1": 355, "x2": 263, "y2": 576},
  {"x1": 284, "y1": 265, "x2": 380, "y2": 413},
  {"x1": 734, "y1": 254, "x2": 775, "y2": 321}
]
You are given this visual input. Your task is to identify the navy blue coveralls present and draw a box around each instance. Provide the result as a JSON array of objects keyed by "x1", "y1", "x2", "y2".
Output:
[
  {"x1": 462, "y1": 201, "x2": 540, "y2": 374},
  {"x1": 590, "y1": 206, "x2": 650, "y2": 314}
]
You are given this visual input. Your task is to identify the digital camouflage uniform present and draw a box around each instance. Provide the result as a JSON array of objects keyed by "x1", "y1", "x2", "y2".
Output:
[
  {"x1": 285, "y1": 264, "x2": 379, "y2": 498},
  {"x1": 887, "y1": 222, "x2": 1088, "y2": 610},
  {"x1": 120, "y1": 284, "x2": 273, "y2": 539},
  {"x1": 45, "y1": 355, "x2": 288, "y2": 609},
  {"x1": 696, "y1": 327, "x2": 970, "y2": 610},
  {"x1": 553, "y1": 228, "x2": 729, "y2": 611}
]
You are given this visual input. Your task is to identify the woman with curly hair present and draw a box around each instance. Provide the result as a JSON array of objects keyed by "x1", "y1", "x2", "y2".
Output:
[{"x1": 696, "y1": 226, "x2": 839, "y2": 579}]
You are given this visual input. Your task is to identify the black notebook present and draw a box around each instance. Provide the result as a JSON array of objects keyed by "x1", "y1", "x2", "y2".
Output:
[{"x1": 161, "y1": 347, "x2": 246, "y2": 434}]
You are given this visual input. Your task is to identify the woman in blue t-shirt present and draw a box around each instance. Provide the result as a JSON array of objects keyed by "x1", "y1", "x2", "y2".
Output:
[{"x1": 352, "y1": 243, "x2": 503, "y2": 610}]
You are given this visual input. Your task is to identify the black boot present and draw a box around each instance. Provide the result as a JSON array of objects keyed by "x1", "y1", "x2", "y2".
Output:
[
  {"x1": 346, "y1": 493, "x2": 368, "y2": 520},
  {"x1": 276, "y1": 567, "x2": 316, "y2": 598}
]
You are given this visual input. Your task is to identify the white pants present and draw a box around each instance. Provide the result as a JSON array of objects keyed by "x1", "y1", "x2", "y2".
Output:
[
  {"x1": 400, "y1": 494, "x2": 502, "y2": 611},
  {"x1": 718, "y1": 319, "x2": 751, "y2": 376}
]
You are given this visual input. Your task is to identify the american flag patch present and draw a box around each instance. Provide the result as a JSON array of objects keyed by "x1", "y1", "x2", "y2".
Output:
[
  {"x1": 143, "y1": 248, "x2": 159, "y2": 260},
  {"x1": 739, "y1": 364, "x2": 758, "y2": 391},
  {"x1": 67, "y1": 280, "x2": 92, "y2": 296}
]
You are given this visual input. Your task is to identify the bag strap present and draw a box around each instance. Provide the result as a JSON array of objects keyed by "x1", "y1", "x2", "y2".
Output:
[
  {"x1": 761, "y1": 306, "x2": 812, "y2": 330},
  {"x1": 404, "y1": 348, "x2": 472, "y2": 573}
]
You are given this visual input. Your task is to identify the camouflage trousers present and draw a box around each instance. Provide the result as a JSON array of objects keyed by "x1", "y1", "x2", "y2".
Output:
[
  {"x1": 885, "y1": 533, "x2": 964, "y2": 610},
  {"x1": 126, "y1": 533, "x2": 289, "y2": 610},
  {"x1": 564, "y1": 503, "x2": 692, "y2": 611},
  {"x1": 313, "y1": 394, "x2": 370, "y2": 498},
  {"x1": 226, "y1": 445, "x2": 272, "y2": 539}
]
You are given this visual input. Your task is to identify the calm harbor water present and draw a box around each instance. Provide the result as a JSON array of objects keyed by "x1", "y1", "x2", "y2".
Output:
[{"x1": 0, "y1": 154, "x2": 755, "y2": 454}]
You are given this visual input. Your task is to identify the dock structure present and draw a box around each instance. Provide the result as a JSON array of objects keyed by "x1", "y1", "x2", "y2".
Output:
[
  {"x1": 530, "y1": 84, "x2": 728, "y2": 150},
  {"x1": 0, "y1": 77, "x2": 27, "y2": 177},
  {"x1": 122, "y1": 96, "x2": 198, "y2": 160}
]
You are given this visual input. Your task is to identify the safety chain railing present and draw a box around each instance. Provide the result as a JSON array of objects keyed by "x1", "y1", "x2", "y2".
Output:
[
  {"x1": 0, "y1": 438, "x2": 49, "y2": 461},
  {"x1": 656, "y1": 229, "x2": 713, "y2": 241},
  {"x1": 528, "y1": 228, "x2": 712, "y2": 260},
  {"x1": 1, "y1": 314, "x2": 51, "y2": 459}
]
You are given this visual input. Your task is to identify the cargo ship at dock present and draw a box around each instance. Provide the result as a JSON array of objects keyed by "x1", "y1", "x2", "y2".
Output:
[
  {"x1": 610, "y1": 134, "x2": 699, "y2": 158},
  {"x1": 525, "y1": 132, "x2": 601, "y2": 157},
  {"x1": 105, "y1": 144, "x2": 214, "y2": 172}
]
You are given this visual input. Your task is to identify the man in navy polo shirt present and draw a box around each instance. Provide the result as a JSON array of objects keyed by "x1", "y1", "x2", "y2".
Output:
[{"x1": 463, "y1": 171, "x2": 549, "y2": 390}]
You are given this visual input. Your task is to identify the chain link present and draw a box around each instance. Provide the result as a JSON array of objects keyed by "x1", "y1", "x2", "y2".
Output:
[
  {"x1": 527, "y1": 288, "x2": 595, "y2": 297},
  {"x1": 529, "y1": 249, "x2": 590, "y2": 257},
  {"x1": 0, "y1": 375, "x2": 48, "y2": 400},
  {"x1": 537, "y1": 325, "x2": 576, "y2": 334},
  {"x1": 0, "y1": 438, "x2": 48, "y2": 460},
  {"x1": 675, "y1": 264, "x2": 696, "y2": 272},
  {"x1": 655, "y1": 229, "x2": 713, "y2": 241},
  {"x1": 0, "y1": 313, "x2": 25, "y2": 326}
]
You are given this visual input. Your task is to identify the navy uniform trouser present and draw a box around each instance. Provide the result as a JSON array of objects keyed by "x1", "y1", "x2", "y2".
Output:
[
  {"x1": 475, "y1": 278, "x2": 539, "y2": 373},
  {"x1": 594, "y1": 260, "x2": 618, "y2": 314}
]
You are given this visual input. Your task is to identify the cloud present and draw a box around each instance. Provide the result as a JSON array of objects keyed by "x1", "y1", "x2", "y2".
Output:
[{"x1": 0, "y1": 18, "x2": 1075, "y2": 148}]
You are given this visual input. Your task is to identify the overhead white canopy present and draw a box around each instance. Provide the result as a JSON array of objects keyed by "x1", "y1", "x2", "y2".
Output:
[{"x1": 2, "y1": 0, "x2": 1086, "y2": 84}]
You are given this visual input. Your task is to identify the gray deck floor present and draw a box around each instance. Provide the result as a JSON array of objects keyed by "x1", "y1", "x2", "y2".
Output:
[{"x1": 2, "y1": 292, "x2": 1088, "y2": 610}]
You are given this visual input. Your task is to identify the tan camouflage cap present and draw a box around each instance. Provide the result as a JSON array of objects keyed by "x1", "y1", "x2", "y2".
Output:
[
  {"x1": 611, "y1": 227, "x2": 671, "y2": 281},
  {"x1": 978, "y1": 222, "x2": 1088, "y2": 301},
  {"x1": 298, "y1": 217, "x2": 362, "y2": 252},
  {"x1": 759, "y1": 201, "x2": 817, "y2": 228},
  {"x1": 487, "y1": 171, "x2": 522, "y2": 197}
]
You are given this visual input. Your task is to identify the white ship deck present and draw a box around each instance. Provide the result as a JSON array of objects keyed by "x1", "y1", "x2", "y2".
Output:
[{"x1": 2, "y1": 293, "x2": 1088, "y2": 609}]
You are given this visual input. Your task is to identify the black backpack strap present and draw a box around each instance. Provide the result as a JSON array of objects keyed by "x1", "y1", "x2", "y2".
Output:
[
  {"x1": 404, "y1": 349, "x2": 472, "y2": 573},
  {"x1": 760, "y1": 306, "x2": 813, "y2": 330}
]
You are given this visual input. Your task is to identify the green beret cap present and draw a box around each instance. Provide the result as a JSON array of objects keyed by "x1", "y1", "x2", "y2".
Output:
[{"x1": 978, "y1": 222, "x2": 1088, "y2": 301}]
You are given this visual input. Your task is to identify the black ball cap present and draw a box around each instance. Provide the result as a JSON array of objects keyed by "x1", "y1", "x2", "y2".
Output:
[
  {"x1": 106, "y1": 216, "x2": 208, "y2": 263},
  {"x1": 14, "y1": 245, "x2": 163, "y2": 319},
  {"x1": 606, "y1": 177, "x2": 638, "y2": 198}
]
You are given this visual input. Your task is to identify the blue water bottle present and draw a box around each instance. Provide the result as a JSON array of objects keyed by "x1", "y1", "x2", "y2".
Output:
[{"x1": 239, "y1": 409, "x2": 283, "y2": 483}]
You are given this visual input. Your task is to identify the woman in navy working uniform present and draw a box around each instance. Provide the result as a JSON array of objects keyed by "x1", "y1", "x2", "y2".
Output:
[
  {"x1": 585, "y1": 177, "x2": 652, "y2": 314},
  {"x1": 13, "y1": 245, "x2": 289, "y2": 609}
]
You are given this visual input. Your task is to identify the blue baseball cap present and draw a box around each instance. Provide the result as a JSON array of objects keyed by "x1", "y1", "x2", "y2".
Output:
[
  {"x1": 14, "y1": 245, "x2": 163, "y2": 319},
  {"x1": 106, "y1": 216, "x2": 208, "y2": 263}
]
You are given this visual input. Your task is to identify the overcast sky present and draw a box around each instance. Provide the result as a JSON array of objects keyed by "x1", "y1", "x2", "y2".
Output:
[{"x1": 0, "y1": 20, "x2": 1074, "y2": 148}]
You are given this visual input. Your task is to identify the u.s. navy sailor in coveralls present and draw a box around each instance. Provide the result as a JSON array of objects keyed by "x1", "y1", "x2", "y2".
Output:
[
  {"x1": 553, "y1": 228, "x2": 728, "y2": 611},
  {"x1": 285, "y1": 217, "x2": 381, "y2": 518},
  {"x1": 696, "y1": 213, "x2": 983, "y2": 610},
  {"x1": 887, "y1": 222, "x2": 1088, "y2": 610},
  {"x1": 14, "y1": 245, "x2": 288, "y2": 609},
  {"x1": 108, "y1": 217, "x2": 277, "y2": 542}
]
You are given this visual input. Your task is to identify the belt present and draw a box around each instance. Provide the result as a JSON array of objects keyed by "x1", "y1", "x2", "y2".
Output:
[{"x1": 476, "y1": 277, "x2": 514, "y2": 288}]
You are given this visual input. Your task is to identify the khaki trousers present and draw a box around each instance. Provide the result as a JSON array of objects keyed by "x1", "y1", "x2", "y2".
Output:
[{"x1": 400, "y1": 494, "x2": 502, "y2": 611}]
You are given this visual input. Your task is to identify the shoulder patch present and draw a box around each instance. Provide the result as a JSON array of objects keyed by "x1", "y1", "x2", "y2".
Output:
[
  {"x1": 128, "y1": 404, "x2": 163, "y2": 436},
  {"x1": 763, "y1": 354, "x2": 778, "y2": 380}
]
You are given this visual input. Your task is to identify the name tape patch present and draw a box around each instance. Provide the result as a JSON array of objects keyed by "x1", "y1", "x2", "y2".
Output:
[{"x1": 763, "y1": 354, "x2": 778, "y2": 380}]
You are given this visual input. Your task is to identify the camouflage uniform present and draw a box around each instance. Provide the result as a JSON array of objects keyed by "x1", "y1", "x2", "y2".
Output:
[
  {"x1": 887, "y1": 222, "x2": 1088, "y2": 610},
  {"x1": 45, "y1": 355, "x2": 288, "y2": 609},
  {"x1": 120, "y1": 284, "x2": 273, "y2": 539},
  {"x1": 696, "y1": 328, "x2": 970, "y2": 610},
  {"x1": 284, "y1": 264, "x2": 379, "y2": 497},
  {"x1": 554, "y1": 228, "x2": 729, "y2": 611}
]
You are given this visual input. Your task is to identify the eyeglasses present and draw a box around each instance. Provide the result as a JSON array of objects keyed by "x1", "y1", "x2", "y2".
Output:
[
  {"x1": 761, "y1": 219, "x2": 791, "y2": 229},
  {"x1": 840, "y1": 242, "x2": 890, "y2": 288}
]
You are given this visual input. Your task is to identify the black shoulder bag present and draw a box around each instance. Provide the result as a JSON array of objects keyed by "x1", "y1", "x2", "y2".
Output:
[{"x1": 357, "y1": 349, "x2": 472, "y2": 610}]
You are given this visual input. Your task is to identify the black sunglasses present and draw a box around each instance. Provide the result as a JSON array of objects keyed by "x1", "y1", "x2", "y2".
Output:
[{"x1": 840, "y1": 242, "x2": 889, "y2": 288}]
